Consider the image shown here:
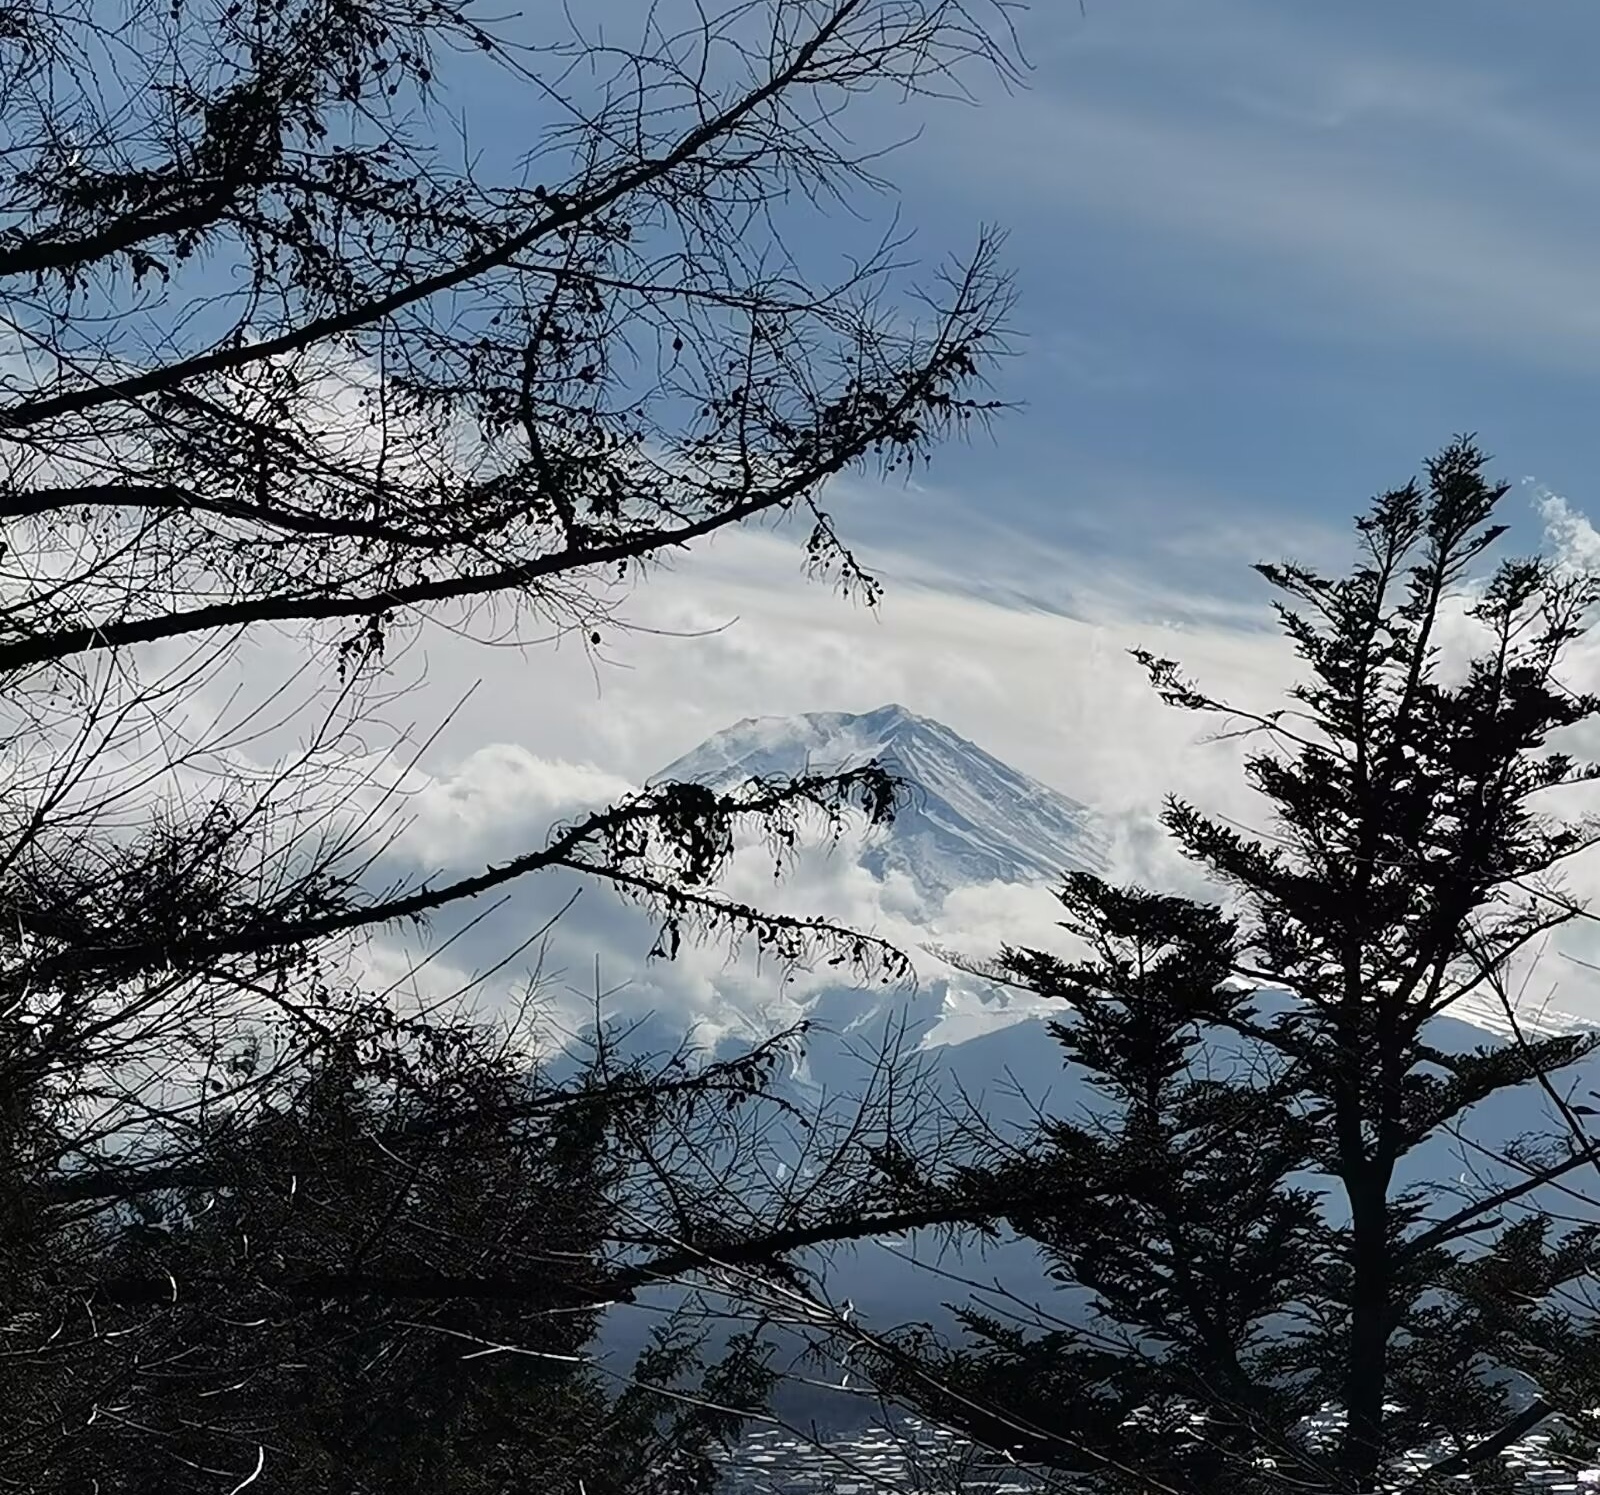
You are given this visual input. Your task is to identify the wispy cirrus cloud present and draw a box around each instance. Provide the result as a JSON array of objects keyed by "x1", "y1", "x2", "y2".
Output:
[
  {"x1": 885, "y1": 0, "x2": 1600, "y2": 370},
  {"x1": 928, "y1": 94, "x2": 1600, "y2": 366}
]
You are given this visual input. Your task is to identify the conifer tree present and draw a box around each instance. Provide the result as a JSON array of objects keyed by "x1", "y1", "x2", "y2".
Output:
[{"x1": 875, "y1": 440, "x2": 1600, "y2": 1494}]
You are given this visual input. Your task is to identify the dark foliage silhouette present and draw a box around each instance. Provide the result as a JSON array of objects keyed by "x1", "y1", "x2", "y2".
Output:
[
  {"x1": 868, "y1": 441, "x2": 1600, "y2": 1494},
  {"x1": 0, "y1": 0, "x2": 1018, "y2": 1485}
]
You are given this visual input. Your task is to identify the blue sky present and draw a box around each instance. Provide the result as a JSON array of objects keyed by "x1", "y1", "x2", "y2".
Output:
[
  {"x1": 205, "y1": 1, "x2": 1600, "y2": 1027},
  {"x1": 830, "y1": 0, "x2": 1600, "y2": 582},
  {"x1": 422, "y1": 0, "x2": 1600, "y2": 597}
]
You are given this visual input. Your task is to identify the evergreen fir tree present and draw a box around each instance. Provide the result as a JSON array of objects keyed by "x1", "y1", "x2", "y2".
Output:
[{"x1": 876, "y1": 440, "x2": 1600, "y2": 1494}]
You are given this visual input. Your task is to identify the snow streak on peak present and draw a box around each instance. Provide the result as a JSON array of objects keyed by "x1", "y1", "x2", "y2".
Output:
[{"x1": 656, "y1": 705, "x2": 1109, "y2": 898}]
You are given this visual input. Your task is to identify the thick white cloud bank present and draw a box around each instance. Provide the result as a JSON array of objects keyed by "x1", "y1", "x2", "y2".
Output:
[{"x1": 255, "y1": 478, "x2": 1600, "y2": 1050}]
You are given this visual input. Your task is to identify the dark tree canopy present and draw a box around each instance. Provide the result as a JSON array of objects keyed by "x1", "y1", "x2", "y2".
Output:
[
  {"x1": 6, "y1": 1007, "x2": 823, "y2": 1492},
  {"x1": 0, "y1": 0, "x2": 1011, "y2": 670},
  {"x1": 867, "y1": 441, "x2": 1600, "y2": 1495},
  {"x1": 0, "y1": 0, "x2": 1020, "y2": 1486}
]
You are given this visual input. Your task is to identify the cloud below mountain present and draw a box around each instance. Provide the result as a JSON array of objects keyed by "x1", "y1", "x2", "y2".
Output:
[{"x1": 170, "y1": 473, "x2": 1600, "y2": 1041}]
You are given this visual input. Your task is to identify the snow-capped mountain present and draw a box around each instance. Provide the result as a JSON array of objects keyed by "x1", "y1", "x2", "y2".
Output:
[
  {"x1": 656, "y1": 703, "x2": 1109, "y2": 899},
  {"x1": 620, "y1": 706, "x2": 1600, "y2": 1474},
  {"x1": 656, "y1": 705, "x2": 1594, "y2": 1053},
  {"x1": 645, "y1": 705, "x2": 1599, "y2": 1188},
  {"x1": 613, "y1": 706, "x2": 1600, "y2": 1440}
]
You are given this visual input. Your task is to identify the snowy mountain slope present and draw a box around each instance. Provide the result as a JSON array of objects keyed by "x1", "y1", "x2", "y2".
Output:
[
  {"x1": 603, "y1": 708, "x2": 1600, "y2": 1414},
  {"x1": 655, "y1": 704, "x2": 1109, "y2": 899},
  {"x1": 652, "y1": 706, "x2": 1600, "y2": 1195},
  {"x1": 656, "y1": 703, "x2": 1592, "y2": 1049},
  {"x1": 657, "y1": 704, "x2": 1593, "y2": 1045}
]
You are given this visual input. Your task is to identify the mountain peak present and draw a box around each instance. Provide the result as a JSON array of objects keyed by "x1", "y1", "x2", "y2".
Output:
[
  {"x1": 725, "y1": 702, "x2": 926, "y2": 740},
  {"x1": 851, "y1": 701, "x2": 922, "y2": 729},
  {"x1": 655, "y1": 706, "x2": 1108, "y2": 898}
]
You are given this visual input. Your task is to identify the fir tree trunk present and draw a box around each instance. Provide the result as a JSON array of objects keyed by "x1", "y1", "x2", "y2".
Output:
[{"x1": 1344, "y1": 1174, "x2": 1392, "y2": 1493}]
